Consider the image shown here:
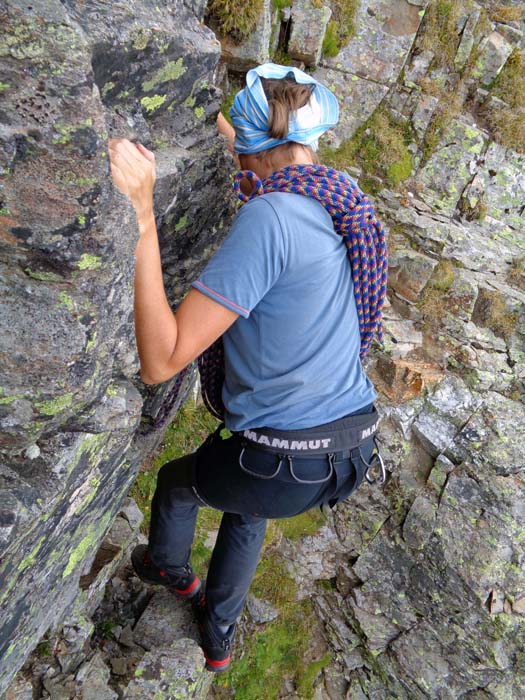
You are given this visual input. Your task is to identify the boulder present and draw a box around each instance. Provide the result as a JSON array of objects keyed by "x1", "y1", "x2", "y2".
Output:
[
  {"x1": 0, "y1": 0, "x2": 233, "y2": 693},
  {"x1": 288, "y1": 0, "x2": 331, "y2": 68}
]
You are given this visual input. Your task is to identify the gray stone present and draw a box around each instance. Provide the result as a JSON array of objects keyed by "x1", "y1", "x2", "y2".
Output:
[
  {"x1": 246, "y1": 594, "x2": 279, "y2": 624},
  {"x1": 279, "y1": 524, "x2": 347, "y2": 597},
  {"x1": 55, "y1": 615, "x2": 94, "y2": 675},
  {"x1": 388, "y1": 249, "x2": 438, "y2": 302},
  {"x1": 404, "y1": 49, "x2": 434, "y2": 87},
  {"x1": 218, "y1": 0, "x2": 272, "y2": 71},
  {"x1": 402, "y1": 495, "x2": 437, "y2": 549},
  {"x1": 411, "y1": 93, "x2": 439, "y2": 140},
  {"x1": 3, "y1": 675, "x2": 34, "y2": 700},
  {"x1": 288, "y1": 0, "x2": 331, "y2": 67},
  {"x1": 75, "y1": 652, "x2": 118, "y2": 700},
  {"x1": 466, "y1": 142, "x2": 525, "y2": 232},
  {"x1": 312, "y1": 67, "x2": 389, "y2": 146},
  {"x1": 0, "y1": 0, "x2": 233, "y2": 692},
  {"x1": 471, "y1": 31, "x2": 514, "y2": 87},
  {"x1": 322, "y1": 0, "x2": 426, "y2": 85},
  {"x1": 133, "y1": 589, "x2": 199, "y2": 651},
  {"x1": 110, "y1": 657, "x2": 128, "y2": 676},
  {"x1": 454, "y1": 8, "x2": 481, "y2": 71},
  {"x1": 123, "y1": 641, "x2": 212, "y2": 700},
  {"x1": 417, "y1": 120, "x2": 489, "y2": 217}
]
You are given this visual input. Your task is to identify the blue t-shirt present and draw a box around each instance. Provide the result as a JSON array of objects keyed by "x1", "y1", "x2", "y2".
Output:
[{"x1": 192, "y1": 191, "x2": 377, "y2": 431}]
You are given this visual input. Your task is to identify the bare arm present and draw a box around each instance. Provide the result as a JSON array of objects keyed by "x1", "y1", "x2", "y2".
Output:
[{"x1": 109, "y1": 138, "x2": 238, "y2": 384}]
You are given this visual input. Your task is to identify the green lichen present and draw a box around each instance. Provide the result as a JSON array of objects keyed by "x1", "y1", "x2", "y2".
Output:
[
  {"x1": 77, "y1": 254, "x2": 102, "y2": 270},
  {"x1": 62, "y1": 514, "x2": 111, "y2": 578},
  {"x1": 105, "y1": 384, "x2": 119, "y2": 397},
  {"x1": 18, "y1": 536, "x2": 46, "y2": 572},
  {"x1": 0, "y1": 82, "x2": 10, "y2": 91},
  {"x1": 25, "y1": 268, "x2": 64, "y2": 282},
  {"x1": 101, "y1": 81, "x2": 115, "y2": 97},
  {"x1": 52, "y1": 123, "x2": 77, "y2": 145},
  {"x1": 194, "y1": 106, "x2": 205, "y2": 120},
  {"x1": 85, "y1": 331, "x2": 97, "y2": 352},
  {"x1": 142, "y1": 58, "x2": 186, "y2": 92},
  {"x1": 0, "y1": 394, "x2": 22, "y2": 405},
  {"x1": 58, "y1": 291, "x2": 74, "y2": 311},
  {"x1": 140, "y1": 94, "x2": 167, "y2": 113},
  {"x1": 66, "y1": 433, "x2": 107, "y2": 477},
  {"x1": 174, "y1": 214, "x2": 188, "y2": 232},
  {"x1": 184, "y1": 95, "x2": 196, "y2": 108},
  {"x1": 131, "y1": 27, "x2": 151, "y2": 50},
  {"x1": 36, "y1": 392, "x2": 74, "y2": 416}
]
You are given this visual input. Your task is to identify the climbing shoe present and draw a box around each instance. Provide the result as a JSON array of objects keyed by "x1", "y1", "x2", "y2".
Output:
[
  {"x1": 130, "y1": 544, "x2": 201, "y2": 598},
  {"x1": 189, "y1": 584, "x2": 234, "y2": 671}
]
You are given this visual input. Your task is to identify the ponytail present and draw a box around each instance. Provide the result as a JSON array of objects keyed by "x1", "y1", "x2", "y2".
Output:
[{"x1": 261, "y1": 77, "x2": 313, "y2": 139}]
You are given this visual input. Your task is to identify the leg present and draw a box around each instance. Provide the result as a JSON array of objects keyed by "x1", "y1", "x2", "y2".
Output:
[
  {"x1": 147, "y1": 453, "x2": 202, "y2": 570},
  {"x1": 205, "y1": 512, "x2": 267, "y2": 627}
]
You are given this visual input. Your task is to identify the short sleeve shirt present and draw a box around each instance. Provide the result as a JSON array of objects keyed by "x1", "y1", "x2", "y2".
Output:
[{"x1": 192, "y1": 191, "x2": 377, "y2": 431}]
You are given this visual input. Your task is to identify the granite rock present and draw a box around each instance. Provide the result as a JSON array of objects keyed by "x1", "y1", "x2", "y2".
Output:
[
  {"x1": 288, "y1": 0, "x2": 331, "y2": 68},
  {"x1": 0, "y1": 0, "x2": 233, "y2": 693}
]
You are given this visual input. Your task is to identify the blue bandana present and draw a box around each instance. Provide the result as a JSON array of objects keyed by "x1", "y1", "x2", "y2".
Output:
[{"x1": 230, "y1": 63, "x2": 339, "y2": 154}]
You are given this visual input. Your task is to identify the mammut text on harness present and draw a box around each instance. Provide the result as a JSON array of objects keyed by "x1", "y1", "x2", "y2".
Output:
[{"x1": 235, "y1": 408, "x2": 387, "y2": 487}]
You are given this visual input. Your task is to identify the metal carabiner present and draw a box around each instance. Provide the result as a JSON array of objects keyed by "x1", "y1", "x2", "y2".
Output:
[{"x1": 360, "y1": 445, "x2": 387, "y2": 486}]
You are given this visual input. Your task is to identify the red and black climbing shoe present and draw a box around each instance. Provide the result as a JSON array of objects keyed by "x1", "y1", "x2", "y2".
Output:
[
  {"x1": 130, "y1": 544, "x2": 201, "y2": 598},
  {"x1": 199, "y1": 613, "x2": 235, "y2": 673},
  {"x1": 189, "y1": 583, "x2": 234, "y2": 672}
]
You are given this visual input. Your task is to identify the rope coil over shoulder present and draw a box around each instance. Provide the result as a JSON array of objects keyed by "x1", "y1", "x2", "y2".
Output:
[{"x1": 199, "y1": 164, "x2": 388, "y2": 421}]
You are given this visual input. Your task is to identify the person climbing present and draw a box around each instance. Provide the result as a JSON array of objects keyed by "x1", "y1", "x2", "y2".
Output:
[{"x1": 108, "y1": 62, "x2": 387, "y2": 673}]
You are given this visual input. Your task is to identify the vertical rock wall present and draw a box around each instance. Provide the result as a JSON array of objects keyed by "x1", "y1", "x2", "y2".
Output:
[{"x1": 0, "y1": 0, "x2": 234, "y2": 693}]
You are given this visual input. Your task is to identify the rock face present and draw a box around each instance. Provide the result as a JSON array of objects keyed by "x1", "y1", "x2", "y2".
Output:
[
  {"x1": 0, "y1": 0, "x2": 234, "y2": 693},
  {"x1": 2, "y1": 0, "x2": 525, "y2": 698}
]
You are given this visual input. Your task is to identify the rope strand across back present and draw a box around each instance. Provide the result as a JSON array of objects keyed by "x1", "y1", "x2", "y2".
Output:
[{"x1": 199, "y1": 164, "x2": 388, "y2": 420}]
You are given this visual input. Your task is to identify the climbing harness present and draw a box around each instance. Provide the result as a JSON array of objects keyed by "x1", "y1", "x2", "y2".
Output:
[{"x1": 235, "y1": 407, "x2": 386, "y2": 487}]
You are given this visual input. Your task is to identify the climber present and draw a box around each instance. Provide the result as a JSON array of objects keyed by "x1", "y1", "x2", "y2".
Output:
[{"x1": 108, "y1": 62, "x2": 387, "y2": 673}]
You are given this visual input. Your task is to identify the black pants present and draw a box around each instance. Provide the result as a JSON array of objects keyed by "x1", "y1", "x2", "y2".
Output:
[{"x1": 148, "y1": 413, "x2": 374, "y2": 627}]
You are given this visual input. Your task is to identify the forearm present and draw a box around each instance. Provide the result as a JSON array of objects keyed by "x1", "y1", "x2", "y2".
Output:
[{"x1": 134, "y1": 211, "x2": 178, "y2": 383}]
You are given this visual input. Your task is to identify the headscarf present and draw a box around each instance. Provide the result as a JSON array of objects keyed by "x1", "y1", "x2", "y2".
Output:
[{"x1": 230, "y1": 63, "x2": 339, "y2": 154}]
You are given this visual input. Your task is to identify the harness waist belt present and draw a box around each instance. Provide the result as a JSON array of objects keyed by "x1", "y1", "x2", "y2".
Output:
[{"x1": 237, "y1": 408, "x2": 380, "y2": 456}]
